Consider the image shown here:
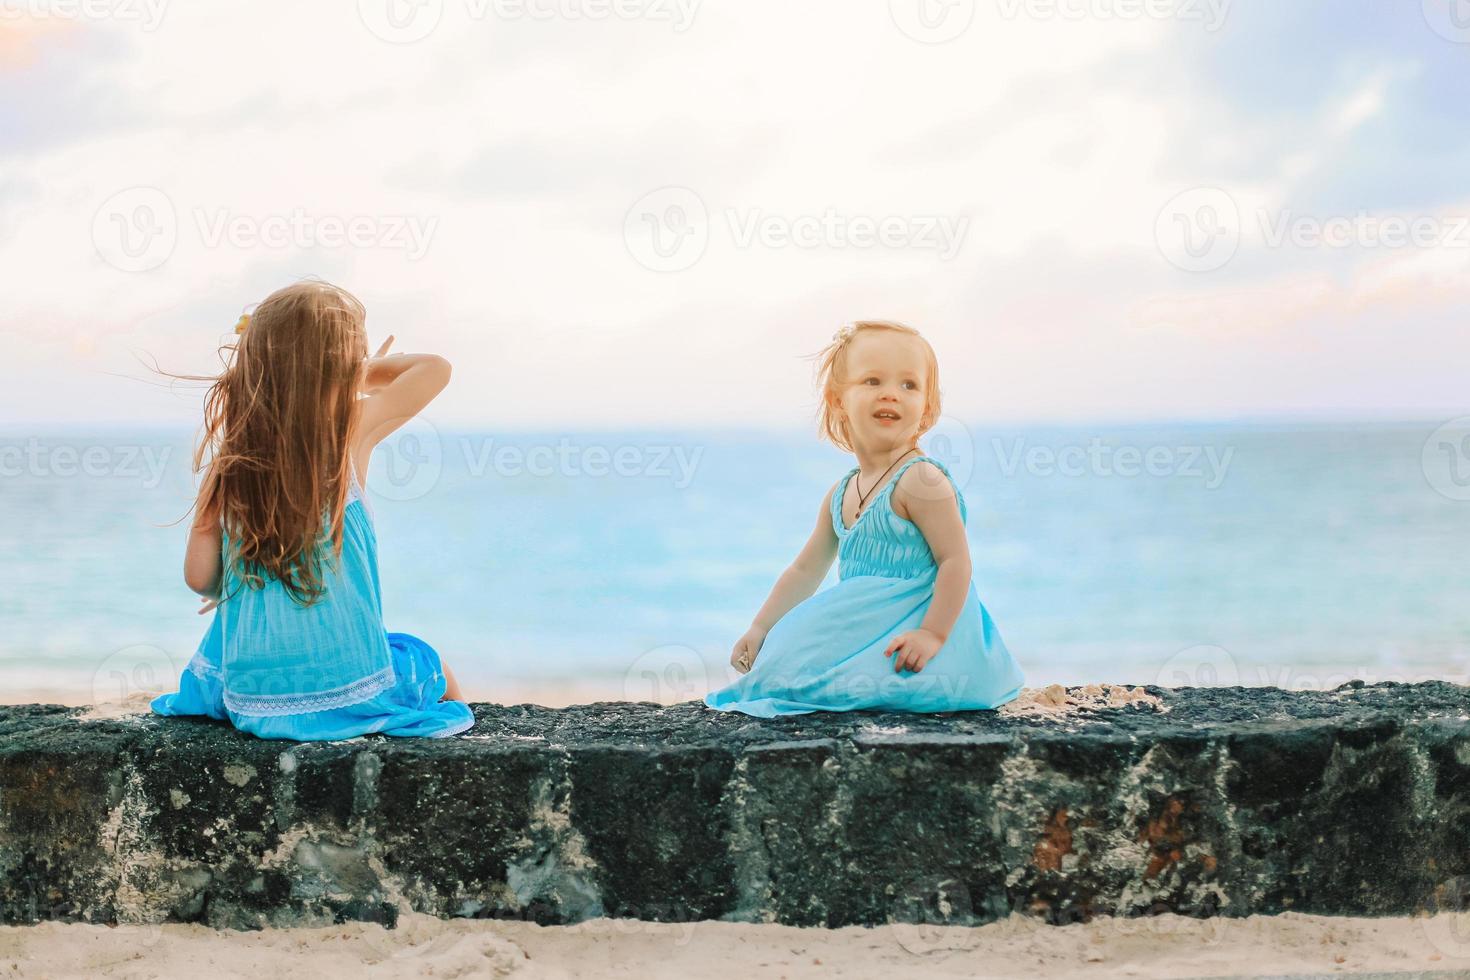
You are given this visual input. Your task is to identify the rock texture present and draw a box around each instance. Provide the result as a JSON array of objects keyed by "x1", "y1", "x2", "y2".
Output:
[{"x1": 3, "y1": 682, "x2": 1470, "y2": 931}]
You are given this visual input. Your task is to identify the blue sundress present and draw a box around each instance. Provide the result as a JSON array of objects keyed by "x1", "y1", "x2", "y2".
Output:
[
  {"x1": 704, "y1": 455, "x2": 1025, "y2": 717},
  {"x1": 151, "y1": 463, "x2": 475, "y2": 740}
]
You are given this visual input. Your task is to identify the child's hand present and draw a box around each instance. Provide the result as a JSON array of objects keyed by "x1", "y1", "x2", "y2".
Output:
[
  {"x1": 731, "y1": 626, "x2": 768, "y2": 673},
  {"x1": 360, "y1": 335, "x2": 396, "y2": 394},
  {"x1": 885, "y1": 628, "x2": 943, "y2": 673},
  {"x1": 197, "y1": 595, "x2": 219, "y2": 615}
]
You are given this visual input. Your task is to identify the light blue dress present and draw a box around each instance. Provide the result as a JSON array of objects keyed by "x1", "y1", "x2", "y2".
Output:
[
  {"x1": 151, "y1": 464, "x2": 475, "y2": 741},
  {"x1": 705, "y1": 455, "x2": 1025, "y2": 717}
]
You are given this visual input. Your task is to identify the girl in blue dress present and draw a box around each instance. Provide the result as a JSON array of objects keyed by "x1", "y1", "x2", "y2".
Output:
[
  {"x1": 705, "y1": 320, "x2": 1025, "y2": 717},
  {"x1": 151, "y1": 279, "x2": 475, "y2": 740}
]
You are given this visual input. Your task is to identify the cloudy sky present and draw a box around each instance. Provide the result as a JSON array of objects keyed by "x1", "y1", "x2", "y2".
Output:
[{"x1": 3, "y1": 0, "x2": 1468, "y2": 429}]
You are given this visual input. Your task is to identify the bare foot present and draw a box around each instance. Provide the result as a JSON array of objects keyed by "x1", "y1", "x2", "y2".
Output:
[{"x1": 441, "y1": 662, "x2": 465, "y2": 703}]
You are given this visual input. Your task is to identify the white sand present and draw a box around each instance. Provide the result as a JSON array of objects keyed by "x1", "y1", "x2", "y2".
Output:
[{"x1": 2, "y1": 908, "x2": 1468, "y2": 979}]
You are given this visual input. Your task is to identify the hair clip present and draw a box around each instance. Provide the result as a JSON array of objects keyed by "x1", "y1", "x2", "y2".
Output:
[
  {"x1": 832, "y1": 323, "x2": 856, "y2": 344},
  {"x1": 234, "y1": 314, "x2": 250, "y2": 336}
]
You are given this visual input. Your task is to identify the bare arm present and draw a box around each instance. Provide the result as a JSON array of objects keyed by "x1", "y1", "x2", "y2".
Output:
[
  {"x1": 183, "y1": 484, "x2": 223, "y2": 600},
  {"x1": 752, "y1": 484, "x2": 840, "y2": 630},
  {"x1": 731, "y1": 483, "x2": 840, "y2": 671},
  {"x1": 353, "y1": 335, "x2": 452, "y2": 476},
  {"x1": 886, "y1": 461, "x2": 971, "y2": 671}
]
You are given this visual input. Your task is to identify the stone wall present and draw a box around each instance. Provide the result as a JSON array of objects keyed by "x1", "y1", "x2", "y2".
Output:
[{"x1": 3, "y1": 682, "x2": 1469, "y2": 931}]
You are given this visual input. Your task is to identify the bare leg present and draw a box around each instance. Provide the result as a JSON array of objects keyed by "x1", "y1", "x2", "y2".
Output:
[{"x1": 441, "y1": 662, "x2": 465, "y2": 703}]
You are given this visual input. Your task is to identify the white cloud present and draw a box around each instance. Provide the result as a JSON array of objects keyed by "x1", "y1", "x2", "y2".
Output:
[{"x1": 1, "y1": 1, "x2": 1465, "y2": 428}]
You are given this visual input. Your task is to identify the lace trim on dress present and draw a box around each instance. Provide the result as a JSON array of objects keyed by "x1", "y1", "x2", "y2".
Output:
[
  {"x1": 222, "y1": 664, "x2": 396, "y2": 717},
  {"x1": 347, "y1": 457, "x2": 373, "y2": 521}
]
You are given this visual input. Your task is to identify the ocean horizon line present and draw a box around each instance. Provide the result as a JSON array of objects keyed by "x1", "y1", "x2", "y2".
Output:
[{"x1": 1, "y1": 413, "x2": 1460, "y2": 438}]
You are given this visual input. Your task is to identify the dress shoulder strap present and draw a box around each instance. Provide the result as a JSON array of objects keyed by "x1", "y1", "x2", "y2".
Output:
[
  {"x1": 830, "y1": 465, "x2": 860, "y2": 532},
  {"x1": 888, "y1": 454, "x2": 967, "y2": 523}
]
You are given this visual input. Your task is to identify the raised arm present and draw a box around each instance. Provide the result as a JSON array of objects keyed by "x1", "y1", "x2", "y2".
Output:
[
  {"x1": 353, "y1": 335, "x2": 452, "y2": 474},
  {"x1": 730, "y1": 482, "x2": 840, "y2": 672}
]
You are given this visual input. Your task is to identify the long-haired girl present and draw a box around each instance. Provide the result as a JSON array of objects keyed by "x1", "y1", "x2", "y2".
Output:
[{"x1": 152, "y1": 279, "x2": 474, "y2": 740}]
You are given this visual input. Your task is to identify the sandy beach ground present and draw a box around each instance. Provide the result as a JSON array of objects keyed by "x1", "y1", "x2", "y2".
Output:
[
  {"x1": 4, "y1": 685, "x2": 1465, "y2": 977},
  {"x1": 3, "y1": 906, "x2": 1470, "y2": 979}
]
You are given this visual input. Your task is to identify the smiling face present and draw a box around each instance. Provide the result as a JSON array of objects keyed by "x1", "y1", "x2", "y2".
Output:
[{"x1": 831, "y1": 329, "x2": 934, "y2": 454}]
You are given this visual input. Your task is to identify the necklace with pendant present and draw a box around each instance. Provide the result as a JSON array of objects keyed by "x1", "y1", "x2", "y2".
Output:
[{"x1": 852, "y1": 447, "x2": 919, "y2": 522}]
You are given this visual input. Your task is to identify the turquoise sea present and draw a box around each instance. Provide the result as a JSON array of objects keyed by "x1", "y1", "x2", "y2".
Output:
[{"x1": 2, "y1": 420, "x2": 1468, "y2": 704}]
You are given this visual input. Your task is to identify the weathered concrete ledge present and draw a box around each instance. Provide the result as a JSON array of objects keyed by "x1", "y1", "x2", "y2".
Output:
[{"x1": 3, "y1": 682, "x2": 1470, "y2": 931}]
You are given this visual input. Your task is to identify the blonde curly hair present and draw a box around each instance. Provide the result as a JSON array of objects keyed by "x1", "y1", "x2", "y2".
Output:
[{"x1": 813, "y1": 320, "x2": 941, "y2": 453}]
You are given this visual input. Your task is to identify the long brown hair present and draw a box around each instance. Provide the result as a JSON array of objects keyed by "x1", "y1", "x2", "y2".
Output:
[{"x1": 192, "y1": 279, "x2": 368, "y2": 606}]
